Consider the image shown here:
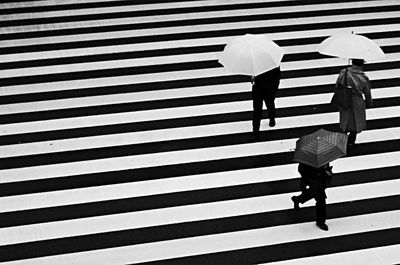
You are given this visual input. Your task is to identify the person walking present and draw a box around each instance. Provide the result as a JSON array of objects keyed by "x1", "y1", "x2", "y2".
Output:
[
  {"x1": 251, "y1": 66, "x2": 281, "y2": 140},
  {"x1": 335, "y1": 58, "x2": 373, "y2": 146},
  {"x1": 291, "y1": 163, "x2": 333, "y2": 231}
]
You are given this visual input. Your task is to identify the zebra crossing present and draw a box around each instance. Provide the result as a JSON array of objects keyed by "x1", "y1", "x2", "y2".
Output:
[{"x1": 0, "y1": 0, "x2": 399, "y2": 264}]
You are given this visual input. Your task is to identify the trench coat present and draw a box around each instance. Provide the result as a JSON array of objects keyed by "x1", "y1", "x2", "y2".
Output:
[{"x1": 335, "y1": 66, "x2": 373, "y2": 133}]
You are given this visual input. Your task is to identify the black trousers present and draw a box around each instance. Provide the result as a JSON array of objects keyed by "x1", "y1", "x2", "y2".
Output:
[
  {"x1": 252, "y1": 93, "x2": 276, "y2": 132},
  {"x1": 295, "y1": 189, "x2": 327, "y2": 224},
  {"x1": 348, "y1": 131, "x2": 357, "y2": 144}
]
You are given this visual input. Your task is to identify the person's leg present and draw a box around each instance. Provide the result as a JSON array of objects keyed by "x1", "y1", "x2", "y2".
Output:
[
  {"x1": 348, "y1": 131, "x2": 357, "y2": 145},
  {"x1": 252, "y1": 94, "x2": 263, "y2": 134},
  {"x1": 265, "y1": 96, "x2": 276, "y2": 127},
  {"x1": 291, "y1": 189, "x2": 312, "y2": 210},
  {"x1": 316, "y1": 197, "x2": 328, "y2": 231}
]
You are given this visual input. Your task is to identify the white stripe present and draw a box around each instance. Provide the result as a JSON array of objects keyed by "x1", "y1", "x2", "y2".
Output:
[
  {"x1": 1, "y1": 69, "x2": 397, "y2": 114},
  {"x1": 260, "y1": 244, "x2": 400, "y2": 265},
  {"x1": 0, "y1": 89, "x2": 398, "y2": 136},
  {"x1": 0, "y1": 108, "x2": 398, "y2": 180},
  {"x1": 2, "y1": 1, "x2": 398, "y2": 33},
  {"x1": 2, "y1": 0, "x2": 394, "y2": 22},
  {"x1": 0, "y1": 107, "x2": 397, "y2": 184},
  {"x1": 0, "y1": 177, "x2": 399, "y2": 245},
  {"x1": 0, "y1": 99, "x2": 398, "y2": 157},
  {"x1": 1, "y1": 73, "x2": 398, "y2": 116},
  {"x1": 1, "y1": 11, "x2": 398, "y2": 47},
  {"x1": 0, "y1": 0, "x2": 290, "y2": 16},
  {"x1": 0, "y1": 148, "x2": 398, "y2": 207},
  {"x1": 0, "y1": 137, "x2": 399, "y2": 213},
  {"x1": 0, "y1": 33, "x2": 396, "y2": 65},
  {"x1": 1, "y1": 62, "x2": 398, "y2": 97},
  {"x1": 0, "y1": 82, "x2": 398, "y2": 117},
  {"x1": 0, "y1": 210, "x2": 398, "y2": 265},
  {"x1": 0, "y1": 0, "x2": 127, "y2": 9},
  {"x1": 1, "y1": 43, "x2": 398, "y2": 78}
]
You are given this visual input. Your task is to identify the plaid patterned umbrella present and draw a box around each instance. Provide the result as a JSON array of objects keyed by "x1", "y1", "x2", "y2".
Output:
[{"x1": 293, "y1": 129, "x2": 348, "y2": 168}]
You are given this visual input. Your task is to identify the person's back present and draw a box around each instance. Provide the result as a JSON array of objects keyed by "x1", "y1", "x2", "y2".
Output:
[
  {"x1": 253, "y1": 67, "x2": 281, "y2": 95},
  {"x1": 251, "y1": 67, "x2": 281, "y2": 136},
  {"x1": 335, "y1": 59, "x2": 373, "y2": 145}
]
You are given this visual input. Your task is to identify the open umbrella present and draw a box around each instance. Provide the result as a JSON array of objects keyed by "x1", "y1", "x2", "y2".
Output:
[
  {"x1": 317, "y1": 32, "x2": 385, "y2": 61},
  {"x1": 218, "y1": 33, "x2": 284, "y2": 77},
  {"x1": 293, "y1": 129, "x2": 348, "y2": 168}
]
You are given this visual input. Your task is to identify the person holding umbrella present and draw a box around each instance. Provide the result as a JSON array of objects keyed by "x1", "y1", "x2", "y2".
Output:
[
  {"x1": 317, "y1": 32, "x2": 383, "y2": 146},
  {"x1": 335, "y1": 58, "x2": 373, "y2": 146},
  {"x1": 218, "y1": 34, "x2": 284, "y2": 141},
  {"x1": 292, "y1": 129, "x2": 347, "y2": 231},
  {"x1": 291, "y1": 162, "x2": 333, "y2": 231},
  {"x1": 251, "y1": 66, "x2": 281, "y2": 140}
]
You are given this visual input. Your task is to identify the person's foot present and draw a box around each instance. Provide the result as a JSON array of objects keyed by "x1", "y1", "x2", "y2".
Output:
[
  {"x1": 291, "y1": 196, "x2": 300, "y2": 211},
  {"x1": 269, "y1": 118, "x2": 276, "y2": 127},
  {"x1": 316, "y1": 222, "x2": 329, "y2": 231}
]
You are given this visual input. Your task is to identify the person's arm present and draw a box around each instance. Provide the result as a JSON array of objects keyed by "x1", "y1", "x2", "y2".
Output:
[{"x1": 363, "y1": 75, "x2": 373, "y2": 108}]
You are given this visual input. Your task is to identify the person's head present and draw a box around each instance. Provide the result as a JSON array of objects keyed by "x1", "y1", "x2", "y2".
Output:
[{"x1": 351, "y1": 58, "x2": 365, "y2": 67}]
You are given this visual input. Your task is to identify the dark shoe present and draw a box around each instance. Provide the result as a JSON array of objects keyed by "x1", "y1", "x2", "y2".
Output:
[
  {"x1": 316, "y1": 222, "x2": 329, "y2": 231},
  {"x1": 269, "y1": 119, "x2": 276, "y2": 127},
  {"x1": 291, "y1": 196, "x2": 300, "y2": 211}
]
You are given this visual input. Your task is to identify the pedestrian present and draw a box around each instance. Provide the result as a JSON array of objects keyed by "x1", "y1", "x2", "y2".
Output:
[
  {"x1": 291, "y1": 163, "x2": 333, "y2": 231},
  {"x1": 335, "y1": 58, "x2": 373, "y2": 146},
  {"x1": 251, "y1": 66, "x2": 281, "y2": 140}
]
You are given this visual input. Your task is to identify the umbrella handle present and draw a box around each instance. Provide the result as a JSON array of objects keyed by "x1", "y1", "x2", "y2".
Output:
[{"x1": 251, "y1": 76, "x2": 255, "y2": 85}]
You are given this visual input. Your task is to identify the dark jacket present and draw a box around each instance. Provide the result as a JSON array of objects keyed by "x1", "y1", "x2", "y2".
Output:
[
  {"x1": 253, "y1": 67, "x2": 281, "y2": 97},
  {"x1": 298, "y1": 163, "x2": 333, "y2": 199}
]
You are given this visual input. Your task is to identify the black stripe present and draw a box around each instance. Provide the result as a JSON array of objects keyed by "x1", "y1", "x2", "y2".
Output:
[
  {"x1": 0, "y1": 0, "x2": 206, "y2": 15},
  {"x1": 0, "y1": 143, "x2": 398, "y2": 229},
  {"x1": 135, "y1": 228, "x2": 400, "y2": 265},
  {"x1": 4, "y1": 4, "x2": 400, "y2": 37},
  {"x1": 0, "y1": 196, "x2": 398, "y2": 262},
  {"x1": 0, "y1": 35, "x2": 398, "y2": 72},
  {"x1": 0, "y1": 0, "x2": 384, "y2": 17},
  {"x1": 0, "y1": 77, "x2": 398, "y2": 122},
  {"x1": 0, "y1": 53, "x2": 399, "y2": 87},
  {"x1": 0, "y1": 102, "x2": 398, "y2": 145},
  {"x1": 0, "y1": 114, "x2": 398, "y2": 194},
  {"x1": 0, "y1": 104, "x2": 399, "y2": 168},
  {"x1": 1, "y1": 17, "x2": 399, "y2": 54},
  {"x1": 0, "y1": 72, "x2": 398, "y2": 105}
]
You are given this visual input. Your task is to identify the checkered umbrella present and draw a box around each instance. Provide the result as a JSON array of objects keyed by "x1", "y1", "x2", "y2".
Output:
[{"x1": 293, "y1": 129, "x2": 348, "y2": 168}]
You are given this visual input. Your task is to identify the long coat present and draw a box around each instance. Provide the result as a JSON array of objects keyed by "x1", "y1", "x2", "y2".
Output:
[{"x1": 335, "y1": 66, "x2": 373, "y2": 133}]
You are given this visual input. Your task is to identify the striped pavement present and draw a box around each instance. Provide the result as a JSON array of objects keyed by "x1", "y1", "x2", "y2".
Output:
[{"x1": 0, "y1": 0, "x2": 399, "y2": 264}]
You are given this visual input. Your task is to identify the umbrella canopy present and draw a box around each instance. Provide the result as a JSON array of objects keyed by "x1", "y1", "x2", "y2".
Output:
[
  {"x1": 293, "y1": 129, "x2": 348, "y2": 168},
  {"x1": 317, "y1": 32, "x2": 385, "y2": 61},
  {"x1": 218, "y1": 33, "x2": 284, "y2": 76}
]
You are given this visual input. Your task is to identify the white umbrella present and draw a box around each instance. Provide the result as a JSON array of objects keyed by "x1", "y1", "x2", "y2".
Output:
[
  {"x1": 317, "y1": 32, "x2": 385, "y2": 61},
  {"x1": 218, "y1": 34, "x2": 284, "y2": 77}
]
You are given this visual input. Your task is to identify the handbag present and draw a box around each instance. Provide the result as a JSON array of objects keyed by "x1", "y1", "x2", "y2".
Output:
[{"x1": 331, "y1": 69, "x2": 352, "y2": 109}]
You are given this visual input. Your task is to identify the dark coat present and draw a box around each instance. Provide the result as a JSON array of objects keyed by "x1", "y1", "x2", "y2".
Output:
[
  {"x1": 298, "y1": 163, "x2": 333, "y2": 199},
  {"x1": 253, "y1": 67, "x2": 281, "y2": 97},
  {"x1": 336, "y1": 66, "x2": 373, "y2": 133}
]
